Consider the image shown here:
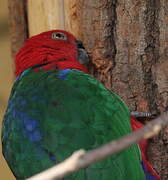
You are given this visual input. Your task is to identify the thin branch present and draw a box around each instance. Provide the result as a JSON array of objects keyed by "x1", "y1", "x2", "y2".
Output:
[{"x1": 27, "y1": 111, "x2": 168, "y2": 180}]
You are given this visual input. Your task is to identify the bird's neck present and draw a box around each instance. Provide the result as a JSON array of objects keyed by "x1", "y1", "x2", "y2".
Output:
[
  {"x1": 15, "y1": 46, "x2": 88, "y2": 76},
  {"x1": 32, "y1": 60, "x2": 88, "y2": 73}
]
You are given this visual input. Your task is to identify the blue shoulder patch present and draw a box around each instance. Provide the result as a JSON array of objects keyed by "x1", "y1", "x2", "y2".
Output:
[
  {"x1": 12, "y1": 110, "x2": 42, "y2": 142},
  {"x1": 58, "y1": 69, "x2": 72, "y2": 80},
  {"x1": 21, "y1": 112, "x2": 42, "y2": 142}
]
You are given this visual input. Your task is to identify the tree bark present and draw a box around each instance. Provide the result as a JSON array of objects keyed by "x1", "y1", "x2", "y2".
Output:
[
  {"x1": 8, "y1": 0, "x2": 28, "y2": 58},
  {"x1": 15, "y1": 0, "x2": 168, "y2": 178}
]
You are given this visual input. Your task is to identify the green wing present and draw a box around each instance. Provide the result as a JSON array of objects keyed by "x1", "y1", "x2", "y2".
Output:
[{"x1": 2, "y1": 69, "x2": 145, "y2": 180}]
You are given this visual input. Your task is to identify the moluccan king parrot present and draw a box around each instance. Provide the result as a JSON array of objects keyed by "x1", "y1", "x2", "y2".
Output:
[{"x1": 1, "y1": 30, "x2": 160, "y2": 180}]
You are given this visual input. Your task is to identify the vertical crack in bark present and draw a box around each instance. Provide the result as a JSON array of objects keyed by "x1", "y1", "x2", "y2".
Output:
[
  {"x1": 140, "y1": 0, "x2": 160, "y2": 113},
  {"x1": 109, "y1": 0, "x2": 117, "y2": 71},
  {"x1": 24, "y1": 0, "x2": 29, "y2": 37}
]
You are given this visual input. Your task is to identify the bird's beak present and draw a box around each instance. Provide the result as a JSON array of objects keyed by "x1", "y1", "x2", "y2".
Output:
[
  {"x1": 76, "y1": 40, "x2": 85, "y2": 49},
  {"x1": 76, "y1": 40, "x2": 89, "y2": 65}
]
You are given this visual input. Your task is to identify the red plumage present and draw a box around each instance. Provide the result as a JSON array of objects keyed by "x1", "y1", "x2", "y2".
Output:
[
  {"x1": 131, "y1": 116, "x2": 160, "y2": 180},
  {"x1": 15, "y1": 30, "x2": 88, "y2": 76}
]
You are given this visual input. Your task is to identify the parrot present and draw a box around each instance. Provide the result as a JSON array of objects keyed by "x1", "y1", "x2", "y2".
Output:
[{"x1": 1, "y1": 30, "x2": 160, "y2": 180}]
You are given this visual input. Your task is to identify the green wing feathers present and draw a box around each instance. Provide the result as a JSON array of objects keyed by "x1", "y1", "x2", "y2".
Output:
[{"x1": 2, "y1": 69, "x2": 145, "y2": 180}]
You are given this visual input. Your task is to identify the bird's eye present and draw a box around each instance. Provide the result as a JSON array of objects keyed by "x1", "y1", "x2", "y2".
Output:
[{"x1": 51, "y1": 32, "x2": 67, "y2": 40}]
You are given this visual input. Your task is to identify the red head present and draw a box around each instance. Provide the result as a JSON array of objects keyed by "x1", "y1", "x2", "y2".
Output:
[{"x1": 15, "y1": 30, "x2": 89, "y2": 76}]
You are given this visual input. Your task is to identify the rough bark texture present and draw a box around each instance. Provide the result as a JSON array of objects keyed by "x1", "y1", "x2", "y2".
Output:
[
  {"x1": 8, "y1": 0, "x2": 28, "y2": 58},
  {"x1": 64, "y1": 0, "x2": 168, "y2": 179}
]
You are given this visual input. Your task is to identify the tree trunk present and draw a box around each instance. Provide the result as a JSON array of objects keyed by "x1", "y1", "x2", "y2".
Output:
[
  {"x1": 10, "y1": 0, "x2": 168, "y2": 179},
  {"x1": 8, "y1": 0, "x2": 28, "y2": 58}
]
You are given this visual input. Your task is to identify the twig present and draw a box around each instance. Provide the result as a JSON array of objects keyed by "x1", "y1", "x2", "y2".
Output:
[{"x1": 27, "y1": 111, "x2": 168, "y2": 180}]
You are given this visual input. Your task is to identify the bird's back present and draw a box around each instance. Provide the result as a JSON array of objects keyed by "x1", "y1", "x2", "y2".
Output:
[{"x1": 2, "y1": 68, "x2": 146, "y2": 180}]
